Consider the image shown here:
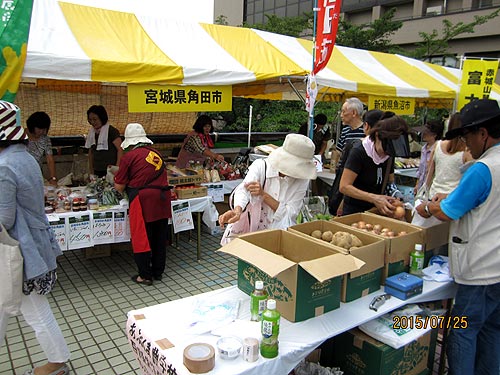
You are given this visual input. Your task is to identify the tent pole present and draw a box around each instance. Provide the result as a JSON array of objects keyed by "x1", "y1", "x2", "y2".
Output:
[{"x1": 247, "y1": 105, "x2": 253, "y2": 148}]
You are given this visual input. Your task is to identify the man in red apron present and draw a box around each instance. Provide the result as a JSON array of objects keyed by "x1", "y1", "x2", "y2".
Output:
[{"x1": 114, "y1": 123, "x2": 171, "y2": 285}]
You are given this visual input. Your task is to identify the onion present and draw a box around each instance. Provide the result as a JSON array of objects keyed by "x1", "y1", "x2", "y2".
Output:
[
  {"x1": 394, "y1": 206, "x2": 406, "y2": 219},
  {"x1": 381, "y1": 228, "x2": 390, "y2": 233},
  {"x1": 373, "y1": 224, "x2": 383, "y2": 232},
  {"x1": 398, "y1": 231, "x2": 408, "y2": 236},
  {"x1": 358, "y1": 221, "x2": 366, "y2": 230},
  {"x1": 387, "y1": 231, "x2": 396, "y2": 237},
  {"x1": 351, "y1": 223, "x2": 359, "y2": 228},
  {"x1": 365, "y1": 223, "x2": 373, "y2": 231}
]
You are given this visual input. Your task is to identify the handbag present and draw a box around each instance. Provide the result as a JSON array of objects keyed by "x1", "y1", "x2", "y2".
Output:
[
  {"x1": 0, "y1": 224, "x2": 24, "y2": 316},
  {"x1": 220, "y1": 161, "x2": 267, "y2": 245}
]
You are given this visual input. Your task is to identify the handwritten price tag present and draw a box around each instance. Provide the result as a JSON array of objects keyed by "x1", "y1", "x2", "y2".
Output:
[
  {"x1": 92, "y1": 212, "x2": 114, "y2": 244},
  {"x1": 171, "y1": 201, "x2": 194, "y2": 234},
  {"x1": 68, "y1": 215, "x2": 92, "y2": 249},
  {"x1": 50, "y1": 218, "x2": 68, "y2": 251},
  {"x1": 113, "y1": 211, "x2": 129, "y2": 242}
]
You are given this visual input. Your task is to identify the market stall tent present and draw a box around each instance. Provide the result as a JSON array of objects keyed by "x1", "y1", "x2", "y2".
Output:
[{"x1": 23, "y1": 0, "x2": 500, "y2": 106}]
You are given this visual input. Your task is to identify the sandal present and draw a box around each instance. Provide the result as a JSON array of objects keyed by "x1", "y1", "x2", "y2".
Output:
[
  {"x1": 131, "y1": 275, "x2": 153, "y2": 286},
  {"x1": 23, "y1": 364, "x2": 70, "y2": 375}
]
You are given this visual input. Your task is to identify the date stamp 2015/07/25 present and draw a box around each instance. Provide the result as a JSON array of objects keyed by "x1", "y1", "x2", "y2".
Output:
[{"x1": 393, "y1": 315, "x2": 468, "y2": 330}]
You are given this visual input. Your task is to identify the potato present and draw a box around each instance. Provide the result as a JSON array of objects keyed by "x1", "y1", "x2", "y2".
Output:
[
  {"x1": 398, "y1": 231, "x2": 408, "y2": 236},
  {"x1": 332, "y1": 231, "x2": 352, "y2": 249},
  {"x1": 358, "y1": 221, "x2": 366, "y2": 230},
  {"x1": 321, "y1": 230, "x2": 333, "y2": 242},
  {"x1": 311, "y1": 230, "x2": 322, "y2": 239},
  {"x1": 387, "y1": 231, "x2": 396, "y2": 237},
  {"x1": 350, "y1": 234, "x2": 363, "y2": 247},
  {"x1": 351, "y1": 222, "x2": 359, "y2": 228},
  {"x1": 381, "y1": 228, "x2": 390, "y2": 233},
  {"x1": 373, "y1": 224, "x2": 383, "y2": 232},
  {"x1": 365, "y1": 223, "x2": 373, "y2": 231}
]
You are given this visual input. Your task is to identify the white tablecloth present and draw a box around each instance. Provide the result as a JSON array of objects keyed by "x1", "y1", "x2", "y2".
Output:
[
  {"x1": 126, "y1": 280, "x2": 456, "y2": 375},
  {"x1": 175, "y1": 196, "x2": 219, "y2": 229}
]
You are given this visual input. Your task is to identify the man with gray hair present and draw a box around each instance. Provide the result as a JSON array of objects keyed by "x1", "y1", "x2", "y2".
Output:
[{"x1": 336, "y1": 97, "x2": 366, "y2": 153}]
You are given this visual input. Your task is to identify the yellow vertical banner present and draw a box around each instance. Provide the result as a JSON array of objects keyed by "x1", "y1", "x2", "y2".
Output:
[
  {"x1": 368, "y1": 96, "x2": 415, "y2": 115},
  {"x1": 128, "y1": 84, "x2": 232, "y2": 112},
  {"x1": 457, "y1": 59, "x2": 499, "y2": 111}
]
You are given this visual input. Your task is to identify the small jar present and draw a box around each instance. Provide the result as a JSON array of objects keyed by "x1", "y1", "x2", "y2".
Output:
[{"x1": 88, "y1": 199, "x2": 99, "y2": 210}]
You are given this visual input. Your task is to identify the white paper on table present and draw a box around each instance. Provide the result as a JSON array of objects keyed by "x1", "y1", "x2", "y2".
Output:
[
  {"x1": 171, "y1": 200, "x2": 194, "y2": 233},
  {"x1": 92, "y1": 211, "x2": 114, "y2": 245},
  {"x1": 49, "y1": 217, "x2": 68, "y2": 251},
  {"x1": 68, "y1": 214, "x2": 92, "y2": 249}
]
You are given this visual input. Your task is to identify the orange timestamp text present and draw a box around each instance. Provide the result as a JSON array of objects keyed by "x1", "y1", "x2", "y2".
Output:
[{"x1": 393, "y1": 315, "x2": 468, "y2": 330}]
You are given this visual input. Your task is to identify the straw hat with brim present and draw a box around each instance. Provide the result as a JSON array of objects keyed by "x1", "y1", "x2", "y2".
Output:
[
  {"x1": 0, "y1": 100, "x2": 28, "y2": 142},
  {"x1": 121, "y1": 123, "x2": 153, "y2": 149},
  {"x1": 267, "y1": 134, "x2": 317, "y2": 180},
  {"x1": 446, "y1": 99, "x2": 500, "y2": 139}
]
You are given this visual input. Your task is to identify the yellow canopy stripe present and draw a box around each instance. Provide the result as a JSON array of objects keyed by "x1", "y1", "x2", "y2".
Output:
[{"x1": 59, "y1": 2, "x2": 183, "y2": 84}]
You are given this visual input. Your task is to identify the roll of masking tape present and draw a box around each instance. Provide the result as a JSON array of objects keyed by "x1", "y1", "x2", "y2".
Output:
[{"x1": 183, "y1": 343, "x2": 215, "y2": 374}]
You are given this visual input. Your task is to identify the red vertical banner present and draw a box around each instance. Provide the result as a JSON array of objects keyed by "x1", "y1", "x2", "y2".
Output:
[{"x1": 313, "y1": 0, "x2": 342, "y2": 75}]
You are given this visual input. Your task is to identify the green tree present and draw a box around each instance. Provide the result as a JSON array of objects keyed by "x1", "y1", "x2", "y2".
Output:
[
  {"x1": 244, "y1": 13, "x2": 313, "y2": 37},
  {"x1": 214, "y1": 15, "x2": 229, "y2": 26},
  {"x1": 336, "y1": 8, "x2": 403, "y2": 53},
  {"x1": 408, "y1": 9, "x2": 500, "y2": 61}
]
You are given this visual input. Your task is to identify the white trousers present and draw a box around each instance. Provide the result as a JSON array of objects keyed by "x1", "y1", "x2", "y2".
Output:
[{"x1": 0, "y1": 293, "x2": 70, "y2": 363}]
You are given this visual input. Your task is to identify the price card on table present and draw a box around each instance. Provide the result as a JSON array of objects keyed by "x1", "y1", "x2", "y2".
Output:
[
  {"x1": 68, "y1": 214, "x2": 92, "y2": 250},
  {"x1": 49, "y1": 217, "x2": 68, "y2": 251},
  {"x1": 205, "y1": 183, "x2": 224, "y2": 202},
  {"x1": 92, "y1": 212, "x2": 114, "y2": 244},
  {"x1": 113, "y1": 211, "x2": 129, "y2": 242},
  {"x1": 171, "y1": 201, "x2": 194, "y2": 233}
]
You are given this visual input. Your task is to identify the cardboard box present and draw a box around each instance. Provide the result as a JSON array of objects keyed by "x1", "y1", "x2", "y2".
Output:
[
  {"x1": 332, "y1": 213, "x2": 423, "y2": 280},
  {"x1": 167, "y1": 168, "x2": 204, "y2": 186},
  {"x1": 367, "y1": 207, "x2": 450, "y2": 252},
  {"x1": 333, "y1": 328, "x2": 432, "y2": 375},
  {"x1": 218, "y1": 230, "x2": 365, "y2": 322},
  {"x1": 288, "y1": 221, "x2": 385, "y2": 302},
  {"x1": 174, "y1": 185, "x2": 207, "y2": 199},
  {"x1": 384, "y1": 272, "x2": 423, "y2": 300}
]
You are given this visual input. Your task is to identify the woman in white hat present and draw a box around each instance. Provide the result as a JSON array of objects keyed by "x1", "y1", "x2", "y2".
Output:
[
  {"x1": 0, "y1": 101, "x2": 70, "y2": 375},
  {"x1": 219, "y1": 134, "x2": 317, "y2": 232},
  {"x1": 114, "y1": 123, "x2": 171, "y2": 286}
]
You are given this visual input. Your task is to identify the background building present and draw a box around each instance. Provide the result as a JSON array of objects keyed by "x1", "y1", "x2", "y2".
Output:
[{"x1": 242, "y1": 0, "x2": 500, "y2": 67}]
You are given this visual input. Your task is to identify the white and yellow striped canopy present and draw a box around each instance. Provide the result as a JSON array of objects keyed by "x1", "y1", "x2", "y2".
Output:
[{"x1": 23, "y1": 0, "x2": 500, "y2": 104}]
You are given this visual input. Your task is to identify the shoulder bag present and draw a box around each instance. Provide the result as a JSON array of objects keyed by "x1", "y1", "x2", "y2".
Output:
[
  {"x1": 0, "y1": 224, "x2": 24, "y2": 316},
  {"x1": 220, "y1": 161, "x2": 267, "y2": 245}
]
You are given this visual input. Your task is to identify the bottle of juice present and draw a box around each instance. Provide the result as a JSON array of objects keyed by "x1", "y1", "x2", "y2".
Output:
[
  {"x1": 410, "y1": 243, "x2": 424, "y2": 275},
  {"x1": 260, "y1": 299, "x2": 280, "y2": 358},
  {"x1": 250, "y1": 280, "x2": 267, "y2": 322}
]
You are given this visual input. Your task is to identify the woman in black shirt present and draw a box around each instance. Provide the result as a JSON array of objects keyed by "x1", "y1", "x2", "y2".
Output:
[{"x1": 340, "y1": 112, "x2": 408, "y2": 216}]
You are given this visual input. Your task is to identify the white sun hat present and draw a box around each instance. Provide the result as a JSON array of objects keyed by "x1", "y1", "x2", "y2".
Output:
[
  {"x1": 267, "y1": 133, "x2": 317, "y2": 180},
  {"x1": 121, "y1": 123, "x2": 153, "y2": 150}
]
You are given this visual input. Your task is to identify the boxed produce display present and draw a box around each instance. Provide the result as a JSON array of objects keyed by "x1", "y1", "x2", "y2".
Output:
[
  {"x1": 332, "y1": 213, "x2": 423, "y2": 281},
  {"x1": 218, "y1": 229, "x2": 365, "y2": 322},
  {"x1": 333, "y1": 328, "x2": 433, "y2": 375},
  {"x1": 366, "y1": 207, "x2": 450, "y2": 253},
  {"x1": 288, "y1": 221, "x2": 385, "y2": 302},
  {"x1": 166, "y1": 165, "x2": 204, "y2": 186},
  {"x1": 174, "y1": 185, "x2": 207, "y2": 199}
]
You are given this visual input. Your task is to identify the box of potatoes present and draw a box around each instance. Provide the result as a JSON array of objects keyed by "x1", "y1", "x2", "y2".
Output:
[
  {"x1": 288, "y1": 221, "x2": 385, "y2": 302},
  {"x1": 331, "y1": 213, "x2": 423, "y2": 281}
]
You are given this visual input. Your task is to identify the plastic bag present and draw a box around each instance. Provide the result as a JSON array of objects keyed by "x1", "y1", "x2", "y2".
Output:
[{"x1": 187, "y1": 297, "x2": 240, "y2": 335}]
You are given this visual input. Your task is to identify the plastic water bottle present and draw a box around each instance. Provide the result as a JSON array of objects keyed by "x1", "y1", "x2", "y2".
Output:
[
  {"x1": 410, "y1": 244, "x2": 425, "y2": 275},
  {"x1": 260, "y1": 299, "x2": 280, "y2": 358},
  {"x1": 250, "y1": 280, "x2": 267, "y2": 322}
]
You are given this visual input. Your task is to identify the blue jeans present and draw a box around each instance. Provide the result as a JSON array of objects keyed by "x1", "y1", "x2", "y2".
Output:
[{"x1": 447, "y1": 282, "x2": 500, "y2": 375}]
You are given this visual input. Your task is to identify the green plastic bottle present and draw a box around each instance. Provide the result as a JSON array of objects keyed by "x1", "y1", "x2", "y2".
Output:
[
  {"x1": 410, "y1": 243, "x2": 424, "y2": 275},
  {"x1": 260, "y1": 299, "x2": 280, "y2": 358},
  {"x1": 250, "y1": 280, "x2": 267, "y2": 321}
]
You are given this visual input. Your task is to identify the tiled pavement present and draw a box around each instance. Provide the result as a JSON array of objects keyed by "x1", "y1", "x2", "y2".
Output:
[{"x1": 0, "y1": 229, "x2": 447, "y2": 375}]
